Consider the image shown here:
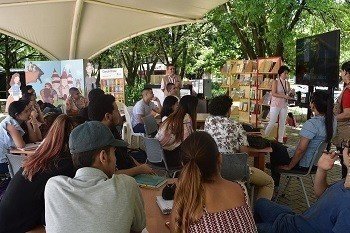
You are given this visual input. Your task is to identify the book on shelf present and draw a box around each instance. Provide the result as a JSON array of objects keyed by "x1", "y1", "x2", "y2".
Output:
[
  {"x1": 156, "y1": 196, "x2": 173, "y2": 215},
  {"x1": 133, "y1": 174, "x2": 167, "y2": 189}
]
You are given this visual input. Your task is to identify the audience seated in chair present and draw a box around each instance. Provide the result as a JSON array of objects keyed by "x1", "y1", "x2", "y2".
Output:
[
  {"x1": 204, "y1": 95, "x2": 274, "y2": 200},
  {"x1": 88, "y1": 94, "x2": 152, "y2": 176},
  {"x1": 155, "y1": 95, "x2": 198, "y2": 168},
  {"x1": 44, "y1": 121, "x2": 146, "y2": 233},
  {"x1": 160, "y1": 95, "x2": 179, "y2": 122},
  {"x1": 165, "y1": 82, "x2": 178, "y2": 97},
  {"x1": 132, "y1": 87, "x2": 162, "y2": 133},
  {"x1": 171, "y1": 131, "x2": 257, "y2": 232},
  {"x1": 269, "y1": 90, "x2": 335, "y2": 190},
  {"x1": 0, "y1": 115, "x2": 84, "y2": 233},
  {"x1": 0, "y1": 100, "x2": 41, "y2": 174},
  {"x1": 254, "y1": 147, "x2": 350, "y2": 232}
]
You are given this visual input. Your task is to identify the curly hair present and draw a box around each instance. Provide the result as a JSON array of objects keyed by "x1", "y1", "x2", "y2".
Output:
[{"x1": 208, "y1": 95, "x2": 233, "y2": 116}]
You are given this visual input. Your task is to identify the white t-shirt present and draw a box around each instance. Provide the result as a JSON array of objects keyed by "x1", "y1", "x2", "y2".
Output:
[
  {"x1": 131, "y1": 99, "x2": 156, "y2": 127},
  {"x1": 45, "y1": 167, "x2": 146, "y2": 233}
]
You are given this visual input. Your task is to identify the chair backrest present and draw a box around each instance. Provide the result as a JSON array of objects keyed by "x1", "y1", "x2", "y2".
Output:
[
  {"x1": 309, "y1": 141, "x2": 327, "y2": 171},
  {"x1": 143, "y1": 137, "x2": 164, "y2": 164},
  {"x1": 5, "y1": 153, "x2": 25, "y2": 178},
  {"x1": 221, "y1": 153, "x2": 250, "y2": 182},
  {"x1": 142, "y1": 115, "x2": 158, "y2": 137}
]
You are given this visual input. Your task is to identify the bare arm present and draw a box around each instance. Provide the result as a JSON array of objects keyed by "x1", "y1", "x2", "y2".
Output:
[
  {"x1": 279, "y1": 137, "x2": 310, "y2": 170},
  {"x1": 336, "y1": 108, "x2": 350, "y2": 122},
  {"x1": 25, "y1": 120, "x2": 42, "y2": 142},
  {"x1": 115, "y1": 164, "x2": 154, "y2": 176},
  {"x1": 7, "y1": 124, "x2": 26, "y2": 148},
  {"x1": 314, "y1": 152, "x2": 337, "y2": 197}
]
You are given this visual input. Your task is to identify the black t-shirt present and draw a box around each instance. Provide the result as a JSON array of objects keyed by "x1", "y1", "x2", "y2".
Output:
[
  {"x1": 109, "y1": 126, "x2": 136, "y2": 170},
  {"x1": 0, "y1": 154, "x2": 76, "y2": 233}
]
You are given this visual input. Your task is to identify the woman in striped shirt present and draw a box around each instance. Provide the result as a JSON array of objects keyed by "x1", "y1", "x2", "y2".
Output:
[{"x1": 171, "y1": 131, "x2": 257, "y2": 233}]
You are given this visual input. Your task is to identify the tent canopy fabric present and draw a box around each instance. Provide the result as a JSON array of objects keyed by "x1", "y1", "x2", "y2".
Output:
[{"x1": 0, "y1": 0, "x2": 226, "y2": 60}]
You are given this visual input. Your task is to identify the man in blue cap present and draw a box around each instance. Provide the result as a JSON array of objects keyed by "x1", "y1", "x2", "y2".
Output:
[{"x1": 44, "y1": 121, "x2": 146, "y2": 233}]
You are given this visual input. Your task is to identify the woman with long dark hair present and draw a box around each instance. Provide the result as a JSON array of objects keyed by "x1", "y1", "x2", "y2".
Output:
[
  {"x1": 156, "y1": 95, "x2": 198, "y2": 167},
  {"x1": 0, "y1": 115, "x2": 85, "y2": 233},
  {"x1": 160, "y1": 95, "x2": 179, "y2": 122},
  {"x1": 334, "y1": 61, "x2": 350, "y2": 178},
  {"x1": 171, "y1": 131, "x2": 257, "y2": 233},
  {"x1": 269, "y1": 90, "x2": 334, "y2": 189},
  {"x1": 0, "y1": 100, "x2": 40, "y2": 174}
]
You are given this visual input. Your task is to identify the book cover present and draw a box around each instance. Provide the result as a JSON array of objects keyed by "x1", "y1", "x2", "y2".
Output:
[{"x1": 133, "y1": 174, "x2": 167, "y2": 189}]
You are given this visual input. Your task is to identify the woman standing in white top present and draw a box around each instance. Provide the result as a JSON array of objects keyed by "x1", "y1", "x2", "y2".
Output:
[{"x1": 264, "y1": 66, "x2": 293, "y2": 142}]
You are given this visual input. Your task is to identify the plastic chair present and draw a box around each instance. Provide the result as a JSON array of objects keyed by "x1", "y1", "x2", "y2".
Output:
[
  {"x1": 275, "y1": 142, "x2": 327, "y2": 207},
  {"x1": 142, "y1": 115, "x2": 158, "y2": 137},
  {"x1": 142, "y1": 137, "x2": 181, "y2": 177},
  {"x1": 123, "y1": 104, "x2": 144, "y2": 149},
  {"x1": 220, "y1": 153, "x2": 255, "y2": 206},
  {"x1": 5, "y1": 153, "x2": 25, "y2": 178},
  {"x1": 221, "y1": 153, "x2": 250, "y2": 182}
]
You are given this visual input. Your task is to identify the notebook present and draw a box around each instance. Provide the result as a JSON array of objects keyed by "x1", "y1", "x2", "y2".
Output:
[
  {"x1": 133, "y1": 174, "x2": 167, "y2": 189},
  {"x1": 156, "y1": 196, "x2": 173, "y2": 215}
]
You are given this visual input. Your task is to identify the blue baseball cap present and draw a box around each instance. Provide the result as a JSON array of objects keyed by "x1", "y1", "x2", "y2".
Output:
[{"x1": 69, "y1": 121, "x2": 127, "y2": 154}]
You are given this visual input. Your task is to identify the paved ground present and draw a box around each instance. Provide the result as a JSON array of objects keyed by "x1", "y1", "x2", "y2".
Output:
[{"x1": 250, "y1": 126, "x2": 342, "y2": 213}]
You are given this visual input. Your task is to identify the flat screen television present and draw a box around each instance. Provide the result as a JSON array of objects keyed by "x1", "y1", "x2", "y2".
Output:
[{"x1": 295, "y1": 30, "x2": 340, "y2": 88}]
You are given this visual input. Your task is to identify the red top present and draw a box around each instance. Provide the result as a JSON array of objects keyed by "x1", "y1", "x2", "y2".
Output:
[{"x1": 342, "y1": 89, "x2": 350, "y2": 109}]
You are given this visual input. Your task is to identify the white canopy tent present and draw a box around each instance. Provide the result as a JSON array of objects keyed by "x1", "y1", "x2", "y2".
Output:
[{"x1": 0, "y1": 0, "x2": 227, "y2": 60}]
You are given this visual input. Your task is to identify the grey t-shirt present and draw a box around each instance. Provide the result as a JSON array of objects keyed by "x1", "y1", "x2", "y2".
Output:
[
  {"x1": 45, "y1": 168, "x2": 146, "y2": 233},
  {"x1": 131, "y1": 99, "x2": 156, "y2": 127}
]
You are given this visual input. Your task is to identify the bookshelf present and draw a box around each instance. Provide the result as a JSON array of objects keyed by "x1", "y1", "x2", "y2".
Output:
[{"x1": 222, "y1": 57, "x2": 281, "y2": 128}]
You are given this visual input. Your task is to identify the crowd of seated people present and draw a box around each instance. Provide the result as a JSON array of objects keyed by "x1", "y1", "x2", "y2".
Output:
[
  {"x1": 0, "y1": 114, "x2": 85, "y2": 233},
  {"x1": 2, "y1": 83, "x2": 350, "y2": 233}
]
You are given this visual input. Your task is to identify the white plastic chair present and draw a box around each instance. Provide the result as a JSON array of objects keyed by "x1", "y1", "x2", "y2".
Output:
[{"x1": 123, "y1": 104, "x2": 144, "y2": 149}]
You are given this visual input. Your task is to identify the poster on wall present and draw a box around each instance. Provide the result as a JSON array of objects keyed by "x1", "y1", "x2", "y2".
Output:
[
  {"x1": 3, "y1": 71, "x2": 26, "y2": 112},
  {"x1": 84, "y1": 60, "x2": 98, "y2": 96},
  {"x1": 25, "y1": 60, "x2": 85, "y2": 106}
]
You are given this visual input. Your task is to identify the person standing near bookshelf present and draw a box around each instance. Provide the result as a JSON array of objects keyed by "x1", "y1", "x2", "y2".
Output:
[{"x1": 264, "y1": 66, "x2": 293, "y2": 142}]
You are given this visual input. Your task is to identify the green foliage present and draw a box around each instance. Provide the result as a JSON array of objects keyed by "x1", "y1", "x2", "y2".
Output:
[
  {"x1": 125, "y1": 77, "x2": 146, "y2": 106},
  {"x1": 211, "y1": 81, "x2": 227, "y2": 98}
]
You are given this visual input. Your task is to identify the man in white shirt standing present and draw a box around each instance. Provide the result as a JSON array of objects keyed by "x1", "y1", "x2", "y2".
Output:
[
  {"x1": 44, "y1": 121, "x2": 146, "y2": 233},
  {"x1": 160, "y1": 64, "x2": 182, "y2": 97},
  {"x1": 132, "y1": 88, "x2": 162, "y2": 133}
]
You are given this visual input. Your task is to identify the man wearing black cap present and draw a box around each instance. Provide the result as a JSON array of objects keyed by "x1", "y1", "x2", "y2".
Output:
[{"x1": 44, "y1": 121, "x2": 146, "y2": 233}]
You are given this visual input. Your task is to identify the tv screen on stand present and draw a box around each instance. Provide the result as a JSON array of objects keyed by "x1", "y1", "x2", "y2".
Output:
[{"x1": 295, "y1": 30, "x2": 340, "y2": 88}]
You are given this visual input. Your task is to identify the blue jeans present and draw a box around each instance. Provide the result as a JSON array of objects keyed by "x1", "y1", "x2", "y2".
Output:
[
  {"x1": 254, "y1": 198, "x2": 313, "y2": 233},
  {"x1": 133, "y1": 123, "x2": 146, "y2": 133}
]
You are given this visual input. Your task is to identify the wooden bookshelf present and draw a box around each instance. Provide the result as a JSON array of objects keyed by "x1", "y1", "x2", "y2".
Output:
[{"x1": 222, "y1": 57, "x2": 281, "y2": 128}]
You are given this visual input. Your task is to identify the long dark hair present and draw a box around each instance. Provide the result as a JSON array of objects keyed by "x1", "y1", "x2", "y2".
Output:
[
  {"x1": 8, "y1": 100, "x2": 29, "y2": 119},
  {"x1": 173, "y1": 131, "x2": 220, "y2": 232},
  {"x1": 22, "y1": 115, "x2": 85, "y2": 181},
  {"x1": 161, "y1": 95, "x2": 178, "y2": 118},
  {"x1": 311, "y1": 90, "x2": 333, "y2": 143},
  {"x1": 163, "y1": 95, "x2": 198, "y2": 142}
]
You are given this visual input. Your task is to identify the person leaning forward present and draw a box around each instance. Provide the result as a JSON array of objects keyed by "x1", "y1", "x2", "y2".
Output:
[{"x1": 44, "y1": 121, "x2": 146, "y2": 233}]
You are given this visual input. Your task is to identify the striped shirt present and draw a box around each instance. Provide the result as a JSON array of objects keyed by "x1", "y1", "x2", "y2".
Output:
[{"x1": 188, "y1": 182, "x2": 257, "y2": 233}]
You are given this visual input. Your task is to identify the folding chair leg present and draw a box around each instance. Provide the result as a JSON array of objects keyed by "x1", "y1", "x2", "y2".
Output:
[
  {"x1": 250, "y1": 185, "x2": 255, "y2": 209},
  {"x1": 299, "y1": 177, "x2": 310, "y2": 207},
  {"x1": 275, "y1": 176, "x2": 291, "y2": 202}
]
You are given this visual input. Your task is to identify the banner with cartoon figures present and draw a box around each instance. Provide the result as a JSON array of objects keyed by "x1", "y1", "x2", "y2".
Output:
[{"x1": 25, "y1": 59, "x2": 93, "y2": 107}]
